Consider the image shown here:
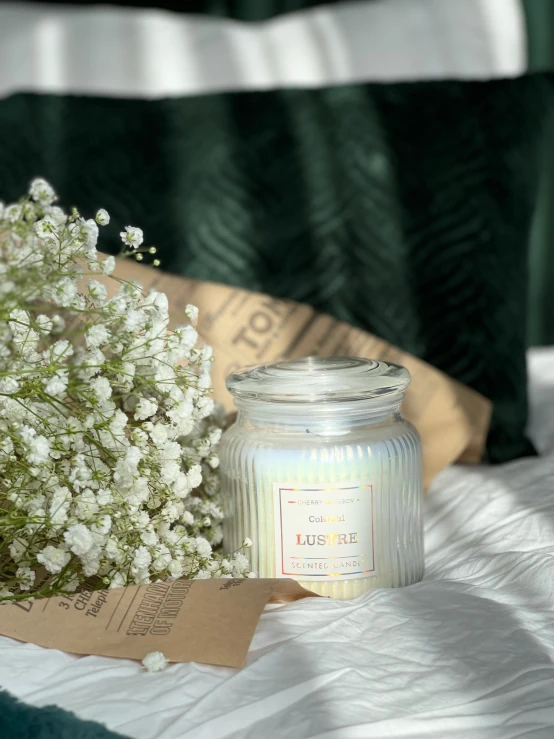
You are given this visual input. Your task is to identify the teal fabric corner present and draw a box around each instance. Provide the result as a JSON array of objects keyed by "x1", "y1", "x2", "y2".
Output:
[{"x1": 0, "y1": 690, "x2": 129, "y2": 739}]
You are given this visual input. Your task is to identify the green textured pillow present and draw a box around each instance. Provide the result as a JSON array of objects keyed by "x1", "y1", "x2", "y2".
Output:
[{"x1": 0, "y1": 75, "x2": 552, "y2": 461}]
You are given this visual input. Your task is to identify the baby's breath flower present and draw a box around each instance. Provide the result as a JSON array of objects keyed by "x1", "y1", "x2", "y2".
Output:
[
  {"x1": 35, "y1": 216, "x2": 58, "y2": 240},
  {"x1": 36, "y1": 315, "x2": 53, "y2": 335},
  {"x1": 95, "y1": 209, "x2": 110, "y2": 226},
  {"x1": 37, "y1": 545, "x2": 71, "y2": 574},
  {"x1": 120, "y1": 226, "x2": 143, "y2": 250},
  {"x1": 26, "y1": 435, "x2": 51, "y2": 465},
  {"x1": 5, "y1": 204, "x2": 22, "y2": 223},
  {"x1": 86, "y1": 323, "x2": 110, "y2": 349},
  {"x1": 184, "y1": 304, "x2": 199, "y2": 326},
  {"x1": 46, "y1": 206, "x2": 67, "y2": 226},
  {"x1": 51, "y1": 315, "x2": 65, "y2": 334},
  {"x1": 29, "y1": 178, "x2": 57, "y2": 205},
  {"x1": 135, "y1": 398, "x2": 158, "y2": 421},
  {"x1": 44, "y1": 370, "x2": 68, "y2": 398},
  {"x1": 142, "y1": 651, "x2": 168, "y2": 673},
  {"x1": 0, "y1": 178, "x2": 251, "y2": 602},
  {"x1": 64, "y1": 524, "x2": 94, "y2": 556},
  {"x1": 15, "y1": 566, "x2": 36, "y2": 591},
  {"x1": 90, "y1": 376, "x2": 112, "y2": 402},
  {"x1": 82, "y1": 219, "x2": 99, "y2": 251},
  {"x1": 102, "y1": 255, "x2": 116, "y2": 275},
  {"x1": 45, "y1": 339, "x2": 74, "y2": 363},
  {"x1": 0, "y1": 377, "x2": 19, "y2": 394},
  {"x1": 88, "y1": 280, "x2": 108, "y2": 303}
]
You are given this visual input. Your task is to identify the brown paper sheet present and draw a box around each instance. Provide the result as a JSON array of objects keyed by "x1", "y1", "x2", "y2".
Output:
[
  {"x1": 0, "y1": 579, "x2": 318, "y2": 668},
  {"x1": 110, "y1": 260, "x2": 491, "y2": 487}
]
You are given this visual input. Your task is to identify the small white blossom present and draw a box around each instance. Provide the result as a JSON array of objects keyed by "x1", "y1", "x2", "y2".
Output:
[
  {"x1": 44, "y1": 340, "x2": 73, "y2": 363},
  {"x1": 86, "y1": 324, "x2": 110, "y2": 349},
  {"x1": 167, "y1": 560, "x2": 183, "y2": 578},
  {"x1": 35, "y1": 216, "x2": 57, "y2": 240},
  {"x1": 5, "y1": 204, "x2": 22, "y2": 223},
  {"x1": 15, "y1": 566, "x2": 36, "y2": 591},
  {"x1": 184, "y1": 304, "x2": 199, "y2": 326},
  {"x1": 194, "y1": 537, "x2": 212, "y2": 558},
  {"x1": 49, "y1": 487, "x2": 70, "y2": 526},
  {"x1": 0, "y1": 377, "x2": 19, "y2": 394},
  {"x1": 120, "y1": 226, "x2": 144, "y2": 250},
  {"x1": 29, "y1": 178, "x2": 57, "y2": 205},
  {"x1": 149, "y1": 423, "x2": 168, "y2": 447},
  {"x1": 46, "y1": 206, "x2": 67, "y2": 226},
  {"x1": 141, "y1": 529, "x2": 159, "y2": 546},
  {"x1": 64, "y1": 524, "x2": 94, "y2": 556},
  {"x1": 242, "y1": 538, "x2": 253, "y2": 548},
  {"x1": 51, "y1": 278, "x2": 78, "y2": 308},
  {"x1": 109, "y1": 572, "x2": 126, "y2": 589},
  {"x1": 82, "y1": 219, "x2": 99, "y2": 250},
  {"x1": 123, "y1": 309, "x2": 145, "y2": 333},
  {"x1": 102, "y1": 255, "x2": 116, "y2": 275},
  {"x1": 26, "y1": 435, "x2": 51, "y2": 465},
  {"x1": 161, "y1": 462, "x2": 181, "y2": 485},
  {"x1": 181, "y1": 511, "x2": 194, "y2": 526},
  {"x1": 233, "y1": 553, "x2": 250, "y2": 572},
  {"x1": 90, "y1": 376, "x2": 112, "y2": 402},
  {"x1": 135, "y1": 398, "x2": 158, "y2": 421},
  {"x1": 36, "y1": 315, "x2": 53, "y2": 335},
  {"x1": 88, "y1": 280, "x2": 108, "y2": 303},
  {"x1": 142, "y1": 651, "x2": 168, "y2": 673},
  {"x1": 51, "y1": 314, "x2": 65, "y2": 334},
  {"x1": 187, "y1": 465, "x2": 203, "y2": 491},
  {"x1": 74, "y1": 489, "x2": 99, "y2": 520},
  {"x1": 95, "y1": 209, "x2": 110, "y2": 226},
  {"x1": 133, "y1": 545, "x2": 152, "y2": 572},
  {"x1": 37, "y1": 545, "x2": 71, "y2": 574},
  {"x1": 44, "y1": 371, "x2": 68, "y2": 398}
]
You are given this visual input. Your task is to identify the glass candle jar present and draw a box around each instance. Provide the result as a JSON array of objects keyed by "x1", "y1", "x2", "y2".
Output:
[{"x1": 220, "y1": 357, "x2": 423, "y2": 599}]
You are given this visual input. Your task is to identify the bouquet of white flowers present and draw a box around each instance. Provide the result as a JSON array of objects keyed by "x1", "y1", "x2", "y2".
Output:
[{"x1": 0, "y1": 179, "x2": 251, "y2": 602}]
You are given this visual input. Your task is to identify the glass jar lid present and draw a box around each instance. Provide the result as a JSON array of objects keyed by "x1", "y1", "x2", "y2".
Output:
[{"x1": 226, "y1": 357, "x2": 410, "y2": 404}]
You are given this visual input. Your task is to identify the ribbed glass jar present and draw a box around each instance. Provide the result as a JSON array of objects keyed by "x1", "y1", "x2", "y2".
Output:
[{"x1": 220, "y1": 357, "x2": 423, "y2": 599}]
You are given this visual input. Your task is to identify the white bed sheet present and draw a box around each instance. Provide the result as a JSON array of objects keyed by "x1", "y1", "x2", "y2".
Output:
[{"x1": 1, "y1": 350, "x2": 554, "y2": 739}]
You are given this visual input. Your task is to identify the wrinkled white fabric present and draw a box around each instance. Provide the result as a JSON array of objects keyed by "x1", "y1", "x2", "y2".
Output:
[
  {"x1": 0, "y1": 0, "x2": 525, "y2": 100},
  {"x1": 1, "y1": 348, "x2": 553, "y2": 739}
]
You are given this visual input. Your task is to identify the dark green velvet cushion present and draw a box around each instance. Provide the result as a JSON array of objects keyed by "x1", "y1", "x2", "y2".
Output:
[{"x1": 0, "y1": 75, "x2": 552, "y2": 461}]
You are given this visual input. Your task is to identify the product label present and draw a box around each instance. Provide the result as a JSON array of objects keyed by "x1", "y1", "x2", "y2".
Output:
[{"x1": 273, "y1": 482, "x2": 375, "y2": 581}]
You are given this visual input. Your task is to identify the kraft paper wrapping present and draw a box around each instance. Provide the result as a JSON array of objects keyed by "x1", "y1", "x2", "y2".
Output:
[
  {"x1": 0, "y1": 579, "x2": 318, "y2": 668},
  {"x1": 110, "y1": 260, "x2": 492, "y2": 488}
]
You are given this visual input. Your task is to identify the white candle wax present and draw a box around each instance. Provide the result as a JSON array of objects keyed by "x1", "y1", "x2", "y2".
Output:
[{"x1": 221, "y1": 358, "x2": 424, "y2": 599}]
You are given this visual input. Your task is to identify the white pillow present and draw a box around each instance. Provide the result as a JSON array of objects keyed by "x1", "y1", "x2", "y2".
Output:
[{"x1": 0, "y1": 0, "x2": 526, "y2": 100}]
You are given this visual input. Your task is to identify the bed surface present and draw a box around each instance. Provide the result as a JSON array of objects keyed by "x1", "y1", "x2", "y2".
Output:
[{"x1": 1, "y1": 349, "x2": 554, "y2": 739}]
